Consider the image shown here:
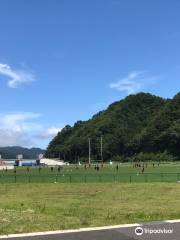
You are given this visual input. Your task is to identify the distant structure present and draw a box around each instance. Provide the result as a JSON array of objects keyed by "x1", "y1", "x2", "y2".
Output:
[
  {"x1": 0, "y1": 160, "x2": 14, "y2": 170},
  {"x1": 15, "y1": 154, "x2": 23, "y2": 166},
  {"x1": 38, "y1": 153, "x2": 44, "y2": 160},
  {"x1": 36, "y1": 153, "x2": 44, "y2": 165},
  {"x1": 17, "y1": 154, "x2": 23, "y2": 160},
  {"x1": 40, "y1": 158, "x2": 66, "y2": 166}
]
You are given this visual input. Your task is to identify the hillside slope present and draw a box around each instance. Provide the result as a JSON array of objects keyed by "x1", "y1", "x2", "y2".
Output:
[
  {"x1": 131, "y1": 93, "x2": 180, "y2": 156},
  {"x1": 0, "y1": 146, "x2": 45, "y2": 159},
  {"x1": 46, "y1": 92, "x2": 170, "y2": 162}
]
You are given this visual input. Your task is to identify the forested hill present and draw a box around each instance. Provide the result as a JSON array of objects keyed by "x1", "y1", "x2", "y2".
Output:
[
  {"x1": 46, "y1": 92, "x2": 180, "y2": 162},
  {"x1": 0, "y1": 146, "x2": 45, "y2": 159}
]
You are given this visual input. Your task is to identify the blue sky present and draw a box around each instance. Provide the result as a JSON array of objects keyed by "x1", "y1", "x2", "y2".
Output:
[{"x1": 0, "y1": 0, "x2": 180, "y2": 148}]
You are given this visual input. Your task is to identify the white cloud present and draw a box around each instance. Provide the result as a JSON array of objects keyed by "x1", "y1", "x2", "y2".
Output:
[
  {"x1": 109, "y1": 71, "x2": 157, "y2": 94},
  {"x1": 0, "y1": 63, "x2": 35, "y2": 88},
  {"x1": 0, "y1": 128, "x2": 33, "y2": 147},
  {"x1": 38, "y1": 127, "x2": 62, "y2": 139},
  {"x1": 1, "y1": 112, "x2": 40, "y2": 130},
  {"x1": 0, "y1": 112, "x2": 62, "y2": 147},
  {"x1": 0, "y1": 112, "x2": 40, "y2": 147}
]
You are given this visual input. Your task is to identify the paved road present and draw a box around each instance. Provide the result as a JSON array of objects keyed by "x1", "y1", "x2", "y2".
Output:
[{"x1": 1, "y1": 221, "x2": 180, "y2": 240}]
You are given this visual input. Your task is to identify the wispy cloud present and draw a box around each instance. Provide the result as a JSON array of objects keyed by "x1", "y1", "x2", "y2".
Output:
[
  {"x1": 1, "y1": 112, "x2": 41, "y2": 132},
  {"x1": 109, "y1": 71, "x2": 158, "y2": 94},
  {"x1": 0, "y1": 63, "x2": 35, "y2": 88},
  {"x1": 0, "y1": 112, "x2": 40, "y2": 147},
  {"x1": 0, "y1": 112, "x2": 62, "y2": 147},
  {"x1": 38, "y1": 127, "x2": 62, "y2": 139}
]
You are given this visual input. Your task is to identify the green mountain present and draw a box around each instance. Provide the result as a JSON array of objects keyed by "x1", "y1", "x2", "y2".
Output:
[
  {"x1": 0, "y1": 146, "x2": 45, "y2": 159},
  {"x1": 131, "y1": 93, "x2": 180, "y2": 156},
  {"x1": 46, "y1": 92, "x2": 179, "y2": 162}
]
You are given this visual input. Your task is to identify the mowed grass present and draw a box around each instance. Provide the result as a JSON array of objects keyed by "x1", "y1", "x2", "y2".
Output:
[
  {"x1": 1, "y1": 162, "x2": 180, "y2": 183},
  {"x1": 0, "y1": 182, "x2": 180, "y2": 235}
]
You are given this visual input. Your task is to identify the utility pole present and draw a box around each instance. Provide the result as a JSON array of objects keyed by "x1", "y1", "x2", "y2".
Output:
[
  {"x1": 100, "y1": 136, "x2": 103, "y2": 162},
  {"x1": 88, "y1": 138, "x2": 91, "y2": 164}
]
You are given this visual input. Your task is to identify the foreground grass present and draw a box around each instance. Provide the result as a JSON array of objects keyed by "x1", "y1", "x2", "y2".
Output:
[{"x1": 0, "y1": 183, "x2": 180, "y2": 235}]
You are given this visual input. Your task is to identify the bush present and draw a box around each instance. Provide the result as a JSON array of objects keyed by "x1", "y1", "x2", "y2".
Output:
[{"x1": 130, "y1": 151, "x2": 176, "y2": 162}]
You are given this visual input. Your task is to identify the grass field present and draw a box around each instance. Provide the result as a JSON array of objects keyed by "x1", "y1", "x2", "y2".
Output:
[
  {"x1": 0, "y1": 182, "x2": 180, "y2": 235},
  {"x1": 1, "y1": 162, "x2": 180, "y2": 235},
  {"x1": 1, "y1": 162, "x2": 180, "y2": 183}
]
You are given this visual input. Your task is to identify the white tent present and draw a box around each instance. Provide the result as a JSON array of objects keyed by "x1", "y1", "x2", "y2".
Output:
[
  {"x1": 0, "y1": 165, "x2": 14, "y2": 170},
  {"x1": 40, "y1": 158, "x2": 66, "y2": 166}
]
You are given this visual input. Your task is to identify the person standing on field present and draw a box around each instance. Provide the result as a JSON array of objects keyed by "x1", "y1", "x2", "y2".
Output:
[{"x1": 116, "y1": 164, "x2": 119, "y2": 171}]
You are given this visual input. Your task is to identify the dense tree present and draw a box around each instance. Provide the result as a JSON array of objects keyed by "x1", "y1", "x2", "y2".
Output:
[
  {"x1": 47, "y1": 92, "x2": 180, "y2": 162},
  {"x1": 0, "y1": 147, "x2": 45, "y2": 159}
]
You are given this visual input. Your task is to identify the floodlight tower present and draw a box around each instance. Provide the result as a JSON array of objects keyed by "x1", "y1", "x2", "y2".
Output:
[
  {"x1": 100, "y1": 136, "x2": 103, "y2": 162},
  {"x1": 88, "y1": 138, "x2": 91, "y2": 164}
]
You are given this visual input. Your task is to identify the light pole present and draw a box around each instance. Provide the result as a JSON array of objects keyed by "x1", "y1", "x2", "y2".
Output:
[
  {"x1": 100, "y1": 136, "x2": 103, "y2": 162},
  {"x1": 88, "y1": 138, "x2": 91, "y2": 164}
]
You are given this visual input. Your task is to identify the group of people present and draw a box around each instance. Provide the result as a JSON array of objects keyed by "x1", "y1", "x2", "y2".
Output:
[
  {"x1": 133, "y1": 161, "x2": 160, "y2": 174},
  {"x1": 84, "y1": 163, "x2": 104, "y2": 171},
  {"x1": 3, "y1": 161, "x2": 161, "y2": 176},
  {"x1": 10, "y1": 166, "x2": 64, "y2": 174},
  {"x1": 50, "y1": 166, "x2": 63, "y2": 172}
]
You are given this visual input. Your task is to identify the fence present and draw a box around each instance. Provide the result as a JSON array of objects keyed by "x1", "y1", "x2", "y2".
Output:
[{"x1": 0, "y1": 172, "x2": 180, "y2": 183}]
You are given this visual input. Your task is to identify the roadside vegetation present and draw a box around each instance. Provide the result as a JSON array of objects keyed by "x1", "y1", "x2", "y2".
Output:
[{"x1": 0, "y1": 182, "x2": 180, "y2": 235}]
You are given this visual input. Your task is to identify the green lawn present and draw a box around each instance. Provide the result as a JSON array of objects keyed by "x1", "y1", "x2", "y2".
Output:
[
  {"x1": 0, "y1": 182, "x2": 180, "y2": 235},
  {"x1": 1, "y1": 162, "x2": 180, "y2": 183}
]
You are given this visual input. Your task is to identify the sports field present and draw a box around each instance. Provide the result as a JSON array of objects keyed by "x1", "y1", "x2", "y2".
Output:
[
  {"x1": 1, "y1": 163, "x2": 180, "y2": 235},
  {"x1": 1, "y1": 162, "x2": 180, "y2": 183}
]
